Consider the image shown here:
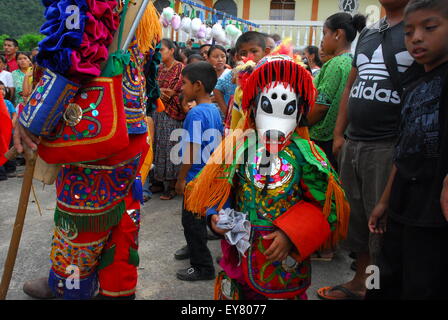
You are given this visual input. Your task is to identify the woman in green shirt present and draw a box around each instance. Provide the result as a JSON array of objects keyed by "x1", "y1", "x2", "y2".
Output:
[
  {"x1": 307, "y1": 12, "x2": 366, "y2": 170},
  {"x1": 11, "y1": 52, "x2": 32, "y2": 106}
]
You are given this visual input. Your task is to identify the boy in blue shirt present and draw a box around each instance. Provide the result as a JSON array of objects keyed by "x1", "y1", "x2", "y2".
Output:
[{"x1": 175, "y1": 62, "x2": 224, "y2": 281}]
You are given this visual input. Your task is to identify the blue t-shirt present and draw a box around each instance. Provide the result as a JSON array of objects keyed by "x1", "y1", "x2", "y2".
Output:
[
  {"x1": 5, "y1": 100, "x2": 15, "y2": 118},
  {"x1": 215, "y1": 70, "x2": 236, "y2": 105},
  {"x1": 182, "y1": 103, "x2": 224, "y2": 183}
]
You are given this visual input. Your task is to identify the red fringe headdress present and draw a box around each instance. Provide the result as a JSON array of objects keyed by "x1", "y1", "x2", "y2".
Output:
[{"x1": 185, "y1": 58, "x2": 317, "y2": 216}]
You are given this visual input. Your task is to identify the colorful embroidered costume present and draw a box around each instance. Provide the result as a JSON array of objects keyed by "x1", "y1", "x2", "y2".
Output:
[
  {"x1": 185, "y1": 54, "x2": 349, "y2": 300},
  {"x1": 18, "y1": 0, "x2": 161, "y2": 299}
]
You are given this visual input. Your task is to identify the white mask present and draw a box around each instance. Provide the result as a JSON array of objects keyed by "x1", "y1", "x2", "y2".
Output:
[{"x1": 255, "y1": 82, "x2": 302, "y2": 154}]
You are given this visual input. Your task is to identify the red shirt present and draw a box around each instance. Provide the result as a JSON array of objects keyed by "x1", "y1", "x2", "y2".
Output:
[{"x1": 6, "y1": 57, "x2": 18, "y2": 72}]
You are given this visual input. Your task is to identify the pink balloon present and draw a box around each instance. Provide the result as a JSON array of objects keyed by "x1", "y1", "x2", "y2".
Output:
[{"x1": 171, "y1": 15, "x2": 181, "y2": 30}]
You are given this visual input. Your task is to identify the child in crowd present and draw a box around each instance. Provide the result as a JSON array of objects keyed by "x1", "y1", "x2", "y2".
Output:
[
  {"x1": 174, "y1": 62, "x2": 224, "y2": 281},
  {"x1": 368, "y1": 0, "x2": 448, "y2": 299},
  {"x1": 187, "y1": 54, "x2": 205, "y2": 65},
  {"x1": 0, "y1": 81, "x2": 16, "y2": 125},
  {"x1": 217, "y1": 31, "x2": 272, "y2": 131},
  {"x1": 0, "y1": 81, "x2": 16, "y2": 178}
]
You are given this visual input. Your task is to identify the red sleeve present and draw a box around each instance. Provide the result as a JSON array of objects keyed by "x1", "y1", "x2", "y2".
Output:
[
  {"x1": 273, "y1": 200, "x2": 331, "y2": 260},
  {"x1": 0, "y1": 91, "x2": 12, "y2": 166}
]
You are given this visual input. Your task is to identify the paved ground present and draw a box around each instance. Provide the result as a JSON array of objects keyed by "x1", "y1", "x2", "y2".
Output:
[{"x1": 0, "y1": 168, "x2": 354, "y2": 300}]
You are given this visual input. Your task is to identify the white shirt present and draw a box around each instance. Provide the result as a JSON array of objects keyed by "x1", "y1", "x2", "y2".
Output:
[{"x1": 0, "y1": 70, "x2": 14, "y2": 88}]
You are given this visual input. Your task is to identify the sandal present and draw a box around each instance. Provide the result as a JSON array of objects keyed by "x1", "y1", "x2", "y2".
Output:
[
  {"x1": 160, "y1": 189, "x2": 177, "y2": 200},
  {"x1": 317, "y1": 285, "x2": 364, "y2": 300},
  {"x1": 311, "y1": 251, "x2": 334, "y2": 262}
]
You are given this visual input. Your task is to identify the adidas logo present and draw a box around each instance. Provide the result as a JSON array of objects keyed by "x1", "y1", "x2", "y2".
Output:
[
  {"x1": 350, "y1": 81, "x2": 401, "y2": 104},
  {"x1": 357, "y1": 44, "x2": 414, "y2": 81}
]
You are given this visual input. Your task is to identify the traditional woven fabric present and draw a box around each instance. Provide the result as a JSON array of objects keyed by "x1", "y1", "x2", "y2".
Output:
[
  {"x1": 48, "y1": 191, "x2": 141, "y2": 299},
  {"x1": 19, "y1": 69, "x2": 80, "y2": 136},
  {"x1": 243, "y1": 226, "x2": 311, "y2": 298},
  {"x1": 152, "y1": 110, "x2": 182, "y2": 181},
  {"x1": 156, "y1": 60, "x2": 184, "y2": 121},
  {"x1": 54, "y1": 154, "x2": 141, "y2": 233},
  {"x1": 50, "y1": 227, "x2": 110, "y2": 279},
  {"x1": 19, "y1": 69, "x2": 79, "y2": 137},
  {"x1": 38, "y1": 75, "x2": 129, "y2": 164},
  {"x1": 123, "y1": 40, "x2": 148, "y2": 134}
]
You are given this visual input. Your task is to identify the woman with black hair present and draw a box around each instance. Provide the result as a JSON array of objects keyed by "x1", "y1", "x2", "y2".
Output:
[
  {"x1": 307, "y1": 12, "x2": 366, "y2": 171},
  {"x1": 307, "y1": 12, "x2": 366, "y2": 266},
  {"x1": 153, "y1": 38, "x2": 185, "y2": 200},
  {"x1": 12, "y1": 52, "x2": 32, "y2": 107},
  {"x1": 304, "y1": 45, "x2": 323, "y2": 77}
]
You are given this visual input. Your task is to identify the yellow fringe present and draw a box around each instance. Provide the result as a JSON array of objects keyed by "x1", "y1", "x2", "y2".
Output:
[
  {"x1": 140, "y1": 117, "x2": 153, "y2": 184},
  {"x1": 184, "y1": 114, "x2": 251, "y2": 216},
  {"x1": 322, "y1": 174, "x2": 351, "y2": 249},
  {"x1": 135, "y1": 2, "x2": 162, "y2": 53}
]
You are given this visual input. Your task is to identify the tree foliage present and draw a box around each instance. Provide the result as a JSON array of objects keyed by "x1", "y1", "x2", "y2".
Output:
[{"x1": 0, "y1": 1, "x2": 45, "y2": 38}]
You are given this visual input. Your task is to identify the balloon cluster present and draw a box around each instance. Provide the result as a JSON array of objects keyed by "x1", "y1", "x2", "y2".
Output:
[{"x1": 160, "y1": 6, "x2": 244, "y2": 46}]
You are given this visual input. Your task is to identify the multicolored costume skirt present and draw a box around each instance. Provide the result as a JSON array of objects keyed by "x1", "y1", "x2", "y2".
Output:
[{"x1": 48, "y1": 133, "x2": 149, "y2": 299}]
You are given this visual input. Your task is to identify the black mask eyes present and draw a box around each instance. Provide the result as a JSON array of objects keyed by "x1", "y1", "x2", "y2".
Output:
[
  {"x1": 261, "y1": 96, "x2": 273, "y2": 114},
  {"x1": 284, "y1": 100, "x2": 297, "y2": 115}
]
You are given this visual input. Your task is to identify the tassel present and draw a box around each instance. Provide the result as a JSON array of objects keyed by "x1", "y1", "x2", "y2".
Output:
[
  {"x1": 296, "y1": 127, "x2": 310, "y2": 141},
  {"x1": 136, "y1": 2, "x2": 163, "y2": 53},
  {"x1": 214, "y1": 273, "x2": 224, "y2": 300},
  {"x1": 132, "y1": 176, "x2": 144, "y2": 204},
  {"x1": 155, "y1": 98, "x2": 165, "y2": 112},
  {"x1": 322, "y1": 174, "x2": 351, "y2": 249},
  {"x1": 54, "y1": 201, "x2": 125, "y2": 233}
]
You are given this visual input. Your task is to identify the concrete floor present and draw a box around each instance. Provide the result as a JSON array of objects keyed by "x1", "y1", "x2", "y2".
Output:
[{"x1": 0, "y1": 170, "x2": 354, "y2": 300}]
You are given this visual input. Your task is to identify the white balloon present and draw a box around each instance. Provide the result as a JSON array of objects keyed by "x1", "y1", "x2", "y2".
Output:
[
  {"x1": 162, "y1": 7, "x2": 174, "y2": 22},
  {"x1": 211, "y1": 23, "x2": 223, "y2": 38},
  {"x1": 191, "y1": 18, "x2": 202, "y2": 33},
  {"x1": 180, "y1": 17, "x2": 191, "y2": 33},
  {"x1": 205, "y1": 27, "x2": 212, "y2": 40}
]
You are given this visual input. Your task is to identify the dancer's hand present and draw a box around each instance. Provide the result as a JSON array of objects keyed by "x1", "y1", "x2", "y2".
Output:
[
  {"x1": 263, "y1": 229, "x2": 293, "y2": 262},
  {"x1": 13, "y1": 123, "x2": 39, "y2": 153},
  {"x1": 210, "y1": 214, "x2": 229, "y2": 236}
]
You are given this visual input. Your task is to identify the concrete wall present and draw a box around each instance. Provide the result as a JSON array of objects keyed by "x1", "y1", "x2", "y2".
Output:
[
  {"x1": 243, "y1": 0, "x2": 382, "y2": 22},
  {"x1": 185, "y1": 0, "x2": 382, "y2": 24}
]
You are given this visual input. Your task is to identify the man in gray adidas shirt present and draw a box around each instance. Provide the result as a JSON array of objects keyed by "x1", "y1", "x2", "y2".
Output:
[{"x1": 317, "y1": 0, "x2": 424, "y2": 300}]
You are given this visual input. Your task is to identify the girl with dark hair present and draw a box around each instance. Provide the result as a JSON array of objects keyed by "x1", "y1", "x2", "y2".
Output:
[
  {"x1": 187, "y1": 54, "x2": 205, "y2": 65},
  {"x1": 207, "y1": 45, "x2": 227, "y2": 78},
  {"x1": 307, "y1": 12, "x2": 366, "y2": 169},
  {"x1": 304, "y1": 45, "x2": 323, "y2": 77},
  {"x1": 11, "y1": 52, "x2": 32, "y2": 107},
  {"x1": 153, "y1": 38, "x2": 185, "y2": 200},
  {"x1": 307, "y1": 12, "x2": 365, "y2": 263},
  {"x1": 209, "y1": 45, "x2": 235, "y2": 117}
]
